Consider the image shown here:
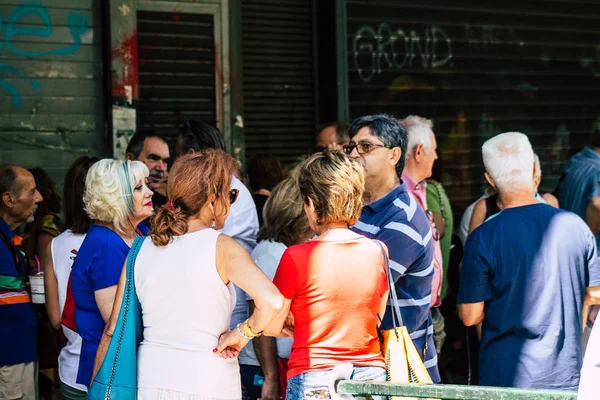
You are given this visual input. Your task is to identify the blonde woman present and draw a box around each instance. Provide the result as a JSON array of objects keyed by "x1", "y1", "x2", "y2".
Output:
[
  {"x1": 265, "y1": 150, "x2": 389, "y2": 400},
  {"x1": 70, "y1": 159, "x2": 153, "y2": 386},
  {"x1": 239, "y1": 177, "x2": 313, "y2": 400}
]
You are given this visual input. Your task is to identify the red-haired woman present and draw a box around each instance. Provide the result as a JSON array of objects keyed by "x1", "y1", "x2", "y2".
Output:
[{"x1": 94, "y1": 150, "x2": 283, "y2": 400}]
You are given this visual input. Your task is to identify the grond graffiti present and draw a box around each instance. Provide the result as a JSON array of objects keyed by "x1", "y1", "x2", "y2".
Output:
[
  {"x1": 0, "y1": 1, "x2": 89, "y2": 107},
  {"x1": 353, "y1": 23, "x2": 453, "y2": 83}
]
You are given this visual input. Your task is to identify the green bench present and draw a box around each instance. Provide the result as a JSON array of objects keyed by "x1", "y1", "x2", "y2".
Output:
[{"x1": 336, "y1": 381, "x2": 578, "y2": 400}]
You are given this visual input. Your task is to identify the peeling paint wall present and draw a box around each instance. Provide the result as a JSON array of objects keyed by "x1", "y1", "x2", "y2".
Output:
[{"x1": 0, "y1": 0, "x2": 105, "y2": 191}]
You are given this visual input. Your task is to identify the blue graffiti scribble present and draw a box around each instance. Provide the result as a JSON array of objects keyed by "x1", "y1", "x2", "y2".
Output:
[
  {"x1": 0, "y1": 63, "x2": 40, "y2": 106},
  {"x1": 0, "y1": 1, "x2": 90, "y2": 107}
]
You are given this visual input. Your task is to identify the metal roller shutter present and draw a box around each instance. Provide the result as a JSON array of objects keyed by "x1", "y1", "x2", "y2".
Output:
[
  {"x1": 136, "y1": 9, "x2": 217, "y2": 147},
  {"x1": 343, "y1": 0, "x2": 600, "y2": 213},
  {"x1": 242, "y1": 0, "x2": 317, "y2": 165}
]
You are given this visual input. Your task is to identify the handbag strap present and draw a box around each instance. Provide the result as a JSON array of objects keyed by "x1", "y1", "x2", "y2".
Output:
[
  {"x1": 104, "y1": 235, "x2": 146, "y2": 399},
  {"x1": 374, "y1": 240, "x2": 403, "y2": 328}
]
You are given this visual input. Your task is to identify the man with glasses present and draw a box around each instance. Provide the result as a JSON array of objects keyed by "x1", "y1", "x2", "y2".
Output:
[
  {"x1": 399, "y1": 116, "x2": 445, "y2": 358},
  {"x1": 346, "y1": 114, "x2": 440, "y2": 383}
]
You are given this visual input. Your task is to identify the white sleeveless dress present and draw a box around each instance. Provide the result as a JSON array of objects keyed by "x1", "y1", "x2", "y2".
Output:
[{"x1": 135, "y1": 229, "x2": 240, "y2": 400}]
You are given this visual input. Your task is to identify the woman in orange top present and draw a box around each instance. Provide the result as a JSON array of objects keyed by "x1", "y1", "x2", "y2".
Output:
[{"x1": 265, "y1": 150, "x2": 389, "y2": 400}]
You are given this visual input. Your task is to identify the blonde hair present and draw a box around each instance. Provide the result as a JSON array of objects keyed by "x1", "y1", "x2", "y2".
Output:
[
  {"x1": 258, "y1": 177, "x2": 310, "y2": 247},
  {"x1": 84, "y1": 159, "x2": 149, "y2": 234},
  {"x1": 401, "y1": 115, "x2": 434, "y2": 154},
  {"x1": 482, "y1": 132, "x2": 534, "y2": 193},
  {"x1": 294, "y1": 149, "x2": 364, "y2": 226}
]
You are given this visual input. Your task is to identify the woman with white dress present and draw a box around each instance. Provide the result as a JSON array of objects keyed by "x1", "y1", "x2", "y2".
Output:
[{"x1": 93, "y1": 150, "x2": 283, "y2": 400}]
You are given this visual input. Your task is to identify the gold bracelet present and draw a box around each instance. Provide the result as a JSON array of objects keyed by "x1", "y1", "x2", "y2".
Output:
[{"x1": 241, "y1": 319, "x2": 262, "y2": 338}]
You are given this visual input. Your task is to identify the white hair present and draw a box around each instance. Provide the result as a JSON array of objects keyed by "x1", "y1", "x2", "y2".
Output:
[
  {"x1": 401, "y1": 115, "x2": 434, "y2": 155},
  {"x1": 84, "y1": 159, "x2": 149, "y2": 234},
  {"x1": 482, "y1": 132, "x2": 534, "y2": 193},
  {"x1": 533, "y1": 153, "x2": 541, "y2": 179}
]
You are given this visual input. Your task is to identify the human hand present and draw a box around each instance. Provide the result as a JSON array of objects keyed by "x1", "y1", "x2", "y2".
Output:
[
  {"x1": 260, "y1": 376, "x2": 281, "y2": 400},
  {"x1": 281, "y1": 312, "x2": 294, "y2": 338},
  {"x1": 214, "y1": 329, "x2": 250, "y2": 359}
]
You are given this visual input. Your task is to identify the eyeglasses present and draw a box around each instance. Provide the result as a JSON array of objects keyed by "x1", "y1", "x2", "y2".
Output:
[
  {"x1": 425, "y1": 210, "x2": 440, "y2": 242},
  {"x1": 342, "y1": 142, "x2": 391, "y2": 155},
  {"x1": 229, "y1": 189, "x2": 239, "y2": 205}
]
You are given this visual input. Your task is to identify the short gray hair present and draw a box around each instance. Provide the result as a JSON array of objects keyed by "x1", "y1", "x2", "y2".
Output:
[
  {"x1": 401, "y1": 115, "x2": 434, "y2": 154},
  {"x1": 482, "y1": 132, "x2": 534, "y2": 193}
]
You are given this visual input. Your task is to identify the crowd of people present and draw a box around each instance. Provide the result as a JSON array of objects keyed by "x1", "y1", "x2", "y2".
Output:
[{"x1": 1, "y1": 114, "x2": 600, "y2": 400}]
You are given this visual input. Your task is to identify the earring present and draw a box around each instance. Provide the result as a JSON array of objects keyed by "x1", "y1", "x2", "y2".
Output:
[{"x1": 211, "y1": 218, "x2": 215, "y2": 229}]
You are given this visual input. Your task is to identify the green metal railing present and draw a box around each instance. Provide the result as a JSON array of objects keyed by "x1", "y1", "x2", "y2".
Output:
[{"x1": 337, "y1": 381, "x2": 578, "y2": 400}]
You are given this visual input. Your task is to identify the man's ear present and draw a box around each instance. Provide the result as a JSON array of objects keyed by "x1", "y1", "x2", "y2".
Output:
[
  {"x1": 1, "y1": 192, "x2": 13, "y2": 209},
  {"x1": 389, "y1": 147, "x2": 402, "y2": 168},
  {"x1": 125, "y1": 152, "x2": 135, "y2": 161},
  {"x1": 187, "y1": 148, "x2": 195, "y2": 155},
  {"x1": 414, "y1": 144, "x2": 424, "y2": 162},
  {"x1": 484, "y1": 172, "x2": 497, "y2": 191}
]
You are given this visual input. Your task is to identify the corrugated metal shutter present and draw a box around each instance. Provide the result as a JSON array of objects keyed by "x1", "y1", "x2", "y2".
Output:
[
  {"x1": 136, "y1": 10, "x2": 216, "y2": 146},
  {"x1": 344, "y1": 0, "x2": 600, "y2": 212},
  {"x1": 242, "y1": 0, "x2": 316, "y2": 165},
  {"x1": 0, "y1": 0, "x2": 105, "y2": 190}
]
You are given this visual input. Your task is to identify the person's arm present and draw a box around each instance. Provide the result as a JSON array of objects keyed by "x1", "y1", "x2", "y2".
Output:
[
  {"x1": 94, "y1": 285, "x2": 118, "y2": 322},
  {"x1": 456, "y1": 236, "x2": 492, "y2": 328},
  {"x1": 91, "y1": 261, "x2": 127, "y2": 381},
  {"x1": 249, "y1": 300, "x2": 280, "y2": 400},
  {"x1": 426, "y1": 183, "x2": 446, "y2": 239},
  {"x1": 468, "y1": 199, "x2": 487, "y2": 234},
  {"x1": 431, "y1": 212, "x2": 445, "y2": 239},
  {"x1": 542, "y1": 193, "x2": 559, "y2": 208},
  {"x1": 586, "y1": 197, "x2": 600, "y2": 235},
  {"x1": 43, "y1": 239, "x2": 61, "y2": 329},
  {"x1": 215, "y1": 235, "x2": 283, "y2": 357},
  {"x1": 458, "y1": 302, "x2": 485, "y2": 326}
]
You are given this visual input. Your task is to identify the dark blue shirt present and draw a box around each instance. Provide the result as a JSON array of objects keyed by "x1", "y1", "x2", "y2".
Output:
[
  {"x1": 0, "y1": 218, "x2": 38, "y2": 366},
  {"x1": 558, "y1": 147, "x2": 600, "y2": 249},
  {"x1": 71, "y1": 224, "x2": 149, "y2": 386},
  {"x1": 458, "y1": 204, "x2": 600, "y2": 390},
  {"x1": 351, "y1": 184, "x2": 439, "y2": 382}
]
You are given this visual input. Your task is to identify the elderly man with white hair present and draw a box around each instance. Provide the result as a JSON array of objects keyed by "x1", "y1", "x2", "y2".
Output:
[{"x1": 457, "y1": 132, "x2": 600, "y2": 390}]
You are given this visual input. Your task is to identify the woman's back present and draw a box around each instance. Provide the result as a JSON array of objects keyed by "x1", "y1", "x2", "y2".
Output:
[
  {"x1": 135, "y1": 228, "x2": 240, "y2": 398},
  {"x1": 273, "y1": 236, "x2": 387, "y2": 379}
]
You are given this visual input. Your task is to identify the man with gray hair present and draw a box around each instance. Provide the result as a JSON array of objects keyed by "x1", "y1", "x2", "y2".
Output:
[
  {"x1": 399, "y1": 116, "x2": 445, "y2": 355},
  {"x1": 457, "y1": 132, "x2": 600, "y2": 390}
]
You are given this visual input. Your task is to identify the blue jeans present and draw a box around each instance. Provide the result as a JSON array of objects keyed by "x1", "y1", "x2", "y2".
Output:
[{"x1": 286, "y1": 366, "x2": 386, "y2": 400}]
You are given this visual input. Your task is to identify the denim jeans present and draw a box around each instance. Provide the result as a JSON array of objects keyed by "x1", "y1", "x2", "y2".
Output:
[{"x1": 286, "y1": 366, "x2": 386, "y2": 400}]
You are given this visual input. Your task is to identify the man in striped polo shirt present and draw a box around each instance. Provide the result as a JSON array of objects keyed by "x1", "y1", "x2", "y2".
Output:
[
  {"x1": 0, "y1": 165, "x2": 43, "y2": 399},
  {"x1": 345, "y1": 114, "x2": 440, "y2": 382}
]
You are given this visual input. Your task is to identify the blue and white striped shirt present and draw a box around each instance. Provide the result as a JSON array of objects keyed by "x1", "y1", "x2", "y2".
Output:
[{"x1": 351, "y1": 183, "x2": 440, "y2": 382}]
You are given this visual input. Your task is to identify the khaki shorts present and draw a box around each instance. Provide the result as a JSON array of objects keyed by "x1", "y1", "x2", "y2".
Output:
[{"x1": 0, "y1": 362, "x2": 38, "y2": 400}]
